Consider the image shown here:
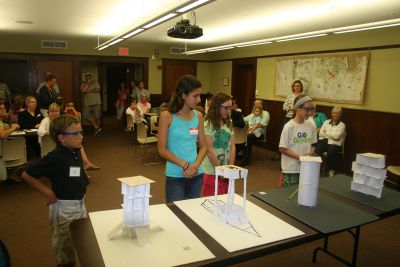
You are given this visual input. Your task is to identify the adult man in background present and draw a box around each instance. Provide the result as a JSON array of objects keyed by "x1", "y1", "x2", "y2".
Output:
[
  {"x1": 38, "y1": 75, "x2": 57, "y2": 117},
  {"x1": 81, "y1": 73, "x2": 102, "y2": 135},
  {"x1": 36, "y1": 72, "x2": 60, "y2": 94}
]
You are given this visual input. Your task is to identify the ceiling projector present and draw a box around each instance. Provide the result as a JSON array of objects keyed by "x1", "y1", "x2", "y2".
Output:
[{"x1": 167, "y1": 19, "x2": 203, "y2": 39}]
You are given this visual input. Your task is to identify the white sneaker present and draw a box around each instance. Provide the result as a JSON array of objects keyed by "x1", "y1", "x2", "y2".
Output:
[{"x1": 328, "y1": 170, "x2": 335, "y2": 177}]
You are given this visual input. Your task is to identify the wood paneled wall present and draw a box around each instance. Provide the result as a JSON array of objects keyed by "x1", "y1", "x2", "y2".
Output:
[{"x1": 260, "y1": 99, "x2": 400, "y2": 174}]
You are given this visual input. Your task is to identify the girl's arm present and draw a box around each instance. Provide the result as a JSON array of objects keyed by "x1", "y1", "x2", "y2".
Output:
[
  {"x1": 204, "y1": 134, "x2": 220, "y2": 167},
  {"x1": 189, "y1": 112, "x2": 207, "y2": 173},
  {"x1": 228, "y1": 134, "x2": 236, "y2": 165},
  {"x1": 157, "y1": 111, "x2": 187, "y2": 168}
]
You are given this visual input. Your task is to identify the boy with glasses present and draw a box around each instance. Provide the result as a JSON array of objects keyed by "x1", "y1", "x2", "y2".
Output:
[{"x1": 21, "y1": 114, "x2": 89, "y2": 267}]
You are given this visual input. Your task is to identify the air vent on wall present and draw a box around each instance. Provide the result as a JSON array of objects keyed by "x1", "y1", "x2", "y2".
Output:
[
  {"x1": 41, "y1": 40, "x2": 68, "y2": 49},
  {"x1": 170, "y1": 47, "x2": 186, "y2": 54}
]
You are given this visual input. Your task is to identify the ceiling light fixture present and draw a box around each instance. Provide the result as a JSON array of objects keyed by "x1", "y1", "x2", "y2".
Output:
[
  {"x1": 236, "y1": 40, "x2": 273, "y2": 48},
  {"x1": 333, "y1": 19, "x2": 400, "y2": 34},
  {"x1": 177, "y1": 0, "x2": 210, "y2": 13},
  {"x1": 95, "y1": 0, "x2": 216, "y2": 50},
  {"x1": 183, "y1": 18, "x2": 400, "y2": 55},
  {"x1": 275, "y1": 33, "x2": 328, "y2": 42},
  {"x1": 122, "y1": 28, "x2": 145, "y2": 39},
  {"x1": 143, "y1": 13, "x2": 177, "y2": 29}
]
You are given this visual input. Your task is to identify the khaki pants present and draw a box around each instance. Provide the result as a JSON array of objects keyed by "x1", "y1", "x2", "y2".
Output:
[{"x1": 49, "y1": 199, "x2": 87, "y2": 265}]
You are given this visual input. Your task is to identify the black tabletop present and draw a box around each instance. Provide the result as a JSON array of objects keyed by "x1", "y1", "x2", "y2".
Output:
[{"x1": 252, "y1": 186, "x2": 379, "y2": 234}]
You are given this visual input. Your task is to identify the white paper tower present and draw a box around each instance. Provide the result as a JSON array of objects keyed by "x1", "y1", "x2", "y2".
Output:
[
  {"x1": 298, "y1": 156, "x2": 322, "y2": 207},
  {"x1": 108, "y1": 176, "x2": 156, "y2": 245},
  {"x1": 120, "y1": 176, "x2": 154, "y2": 227},
  {"x1": 214, "y1": 165, "x2": 248, "y2": 226},
  {"x1": 351, "y1": 153, "x2": 387, "y2": 198}
]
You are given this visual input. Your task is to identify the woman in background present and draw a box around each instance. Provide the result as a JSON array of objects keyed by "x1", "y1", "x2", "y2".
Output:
[
  {"x1": 315, "y1": 106, "x2": 346, "y2": 177},
  {"x1": 19, "y1": 96, "x2": 43, "y2": 159},
  {"x1": 283, "y1": 80, "x2": 303, "y2": 125},
  {"x1": 158, "y1": 75, "x2": 207, "y2": 203},
  {"x1": 201, "y1": 92, "x2": 235, "y2": 196}
]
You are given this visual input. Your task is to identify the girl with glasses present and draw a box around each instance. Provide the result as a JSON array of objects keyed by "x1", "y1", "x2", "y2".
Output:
[
  {"x1": 201, "y1": 92, "x2": 235, "y2": 196},
  {"x1": 279, "y1": 94, "x2": 317, "y2": 187}
]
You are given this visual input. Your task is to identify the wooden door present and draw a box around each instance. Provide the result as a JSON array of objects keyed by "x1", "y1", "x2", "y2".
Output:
[
  {"x1": 231, "y1": 59, "x2": 257, "y2": 115},
  {"x1": 162, "y1": 59, "x2": 196, "y2": 98},
  {"x1": 36, "y1": 60, "x2": 73, "y2": 102}
]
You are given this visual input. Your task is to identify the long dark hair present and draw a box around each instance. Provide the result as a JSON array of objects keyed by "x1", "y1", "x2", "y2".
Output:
[
  {"x1": 168, "y1": 75, "x2": 202, "y2": 114},
  {"x1": 205, "y1": 92, "x2": 232, "y2": 131}
]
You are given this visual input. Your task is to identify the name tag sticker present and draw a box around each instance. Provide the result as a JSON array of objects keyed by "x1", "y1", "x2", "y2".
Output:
[
  {"x1": 69, "y1": 167, "x2": 81, "y2": 177},
  {"x1": 189, "y1": 128, "x2": 198, "y2": 136}
]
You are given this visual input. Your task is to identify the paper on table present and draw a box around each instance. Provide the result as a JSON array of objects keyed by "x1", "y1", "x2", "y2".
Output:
[
  {"x1": 90, "y1": 205, "x2": 215, "y2": 267},
  {"x1": 174, "y1": 194, "x2": 304, "y2": 252}
]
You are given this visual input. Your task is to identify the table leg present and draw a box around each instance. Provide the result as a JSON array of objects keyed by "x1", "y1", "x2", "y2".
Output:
[{"x1": 312, "y1": 226, "x2": 361, "y2": 267}]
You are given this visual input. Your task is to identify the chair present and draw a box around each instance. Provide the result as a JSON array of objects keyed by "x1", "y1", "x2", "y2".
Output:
[
  {"x1": 234, "y1": 125, "x2": 248, "y2": 146},
  {"x1": 322, "y1": 132, "x2": 346, "y2": 175},
  {"x1": 1, "y1": 137, "x2": 27, "y2": 168},
  {"x1": 386, "y1": 166, "x2": 400, "y2": 190},
  {"x1": 149, "y1": 115, "x2": 158, "y2": 134},
  {"x1": 40, "y1": 135, "x2": 56, "y2": 157},
  {"x1": 254, "y1": 127, "x2": 268, "y2": 159},
  {"x1": 134, "y1": 123, "x2": 160, "y2": 165},
  {"x1": 234, "y1": 126, "x2": 248, "y2": 162}
]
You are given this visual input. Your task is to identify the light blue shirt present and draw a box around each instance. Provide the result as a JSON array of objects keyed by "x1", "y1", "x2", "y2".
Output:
[{"x1": 166, "y1": 110, "x2": 202, "y2": 177}]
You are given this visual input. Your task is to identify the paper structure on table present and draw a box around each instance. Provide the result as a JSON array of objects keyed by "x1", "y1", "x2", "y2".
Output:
[
  {"x1": 298, "y1": 156, "x2": 322, "y2": 207},
  {"x1": 174, "y1": 194, "x2": 304, "y2": 252},
  {"x1": 90, "y1": 205, "x2": 214, "y2": 267}
]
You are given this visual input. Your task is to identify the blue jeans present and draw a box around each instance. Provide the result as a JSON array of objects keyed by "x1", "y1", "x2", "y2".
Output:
[{"x1": 165, "y1": 174, "x2": 203, "y2": 203}]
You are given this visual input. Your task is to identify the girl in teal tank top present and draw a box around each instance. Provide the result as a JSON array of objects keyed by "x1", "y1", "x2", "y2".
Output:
[{"x1": 157, "y1": 75, "x2": 207, "y2": 203}]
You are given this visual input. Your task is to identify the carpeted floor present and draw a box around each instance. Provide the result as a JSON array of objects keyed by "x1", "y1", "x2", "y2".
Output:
[{"x1": 0, "y1": 115, "x2": 399, "y2": 267}]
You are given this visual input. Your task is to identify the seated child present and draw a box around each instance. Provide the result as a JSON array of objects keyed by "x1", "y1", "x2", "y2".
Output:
[
  {"x1": 20, "y1": 114, "x2": 89, "y2": 266},
  {"x1": 125, "y1": 99, "x2": 144, "y2": 131}
]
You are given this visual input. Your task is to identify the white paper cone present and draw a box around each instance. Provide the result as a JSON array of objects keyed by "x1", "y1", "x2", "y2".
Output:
[{"x1": 298, "y1": 158, "x2": 321, "y2": 207}]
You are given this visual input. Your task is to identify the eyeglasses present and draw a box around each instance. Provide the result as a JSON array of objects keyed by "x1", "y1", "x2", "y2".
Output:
[
  {"x1": 63, "y1": 130, "x2": 83, "y2": 136},
  {"x1": 299, "y1": 106, "x2": 315, "y2": 112},
  {"x1": 220, "y1": 105, "x2": 233, "y2": 110}
]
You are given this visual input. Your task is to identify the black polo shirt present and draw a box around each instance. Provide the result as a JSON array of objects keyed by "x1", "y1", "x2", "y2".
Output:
[
  {"x1": 25, "y1": 144, "x2": 88, "y2": 200},
  {"x1": 18, "y1": 110, "x2": 43, "y2": 129}
]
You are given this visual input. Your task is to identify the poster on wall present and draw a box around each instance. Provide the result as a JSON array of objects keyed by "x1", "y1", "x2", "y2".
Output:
[{"x1": 275, "y1": 51, "x2": 369, "y2": 104}]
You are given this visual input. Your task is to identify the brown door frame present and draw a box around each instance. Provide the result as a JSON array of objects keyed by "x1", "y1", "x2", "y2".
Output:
[
  {"x1": 162, "y1": 59, "x2": 197, "y2": 97},
  {"x1": 231, "y1": 58, "x2": 257, "y2": 115}
]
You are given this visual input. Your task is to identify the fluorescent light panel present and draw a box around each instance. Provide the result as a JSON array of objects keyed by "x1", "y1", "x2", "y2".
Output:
[
  {"x1": 334, "y1": 22, "x2": 400, "y2": 34},
  {"x1": 108, "y1": 38, "x2": 124, "y2": 46},
  {"x1": 275, "y1": 33, "x2": 327, "y2": 42},
  {"x1": 96, "y1": 0, "x2": 216, "y2": 50},
  {"x1": 98, "y1": 45, "x2": 109, "y2": 51},
  {"x1": 143, "y1": 13, "x2": 177, "y2": 29},
  {"x1": 177, "y1": 0, "x2": 209, "y2": 13},
  {"x1": 122, "y1": 28, "x2": 144, "y2": 39},
  {"x1": 236, "y1": 41, "x2": 272, "y2": 47}
]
